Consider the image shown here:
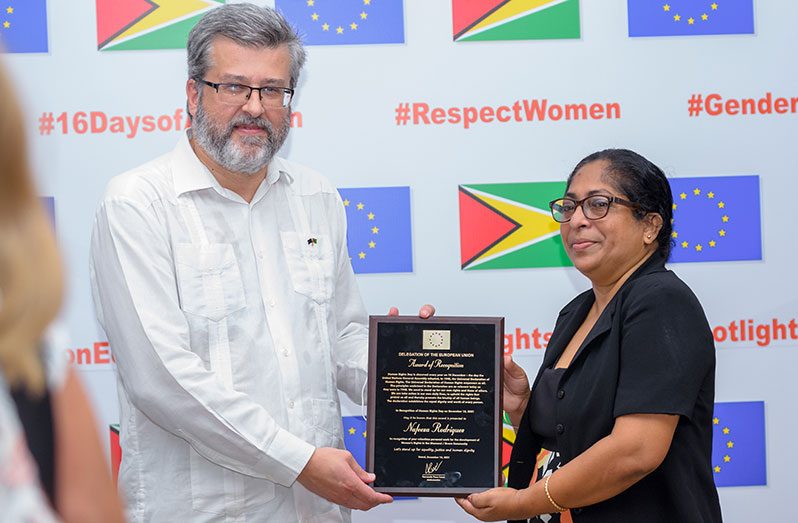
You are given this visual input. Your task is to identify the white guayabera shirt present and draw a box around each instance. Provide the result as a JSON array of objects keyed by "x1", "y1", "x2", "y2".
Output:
[{"x1": 90, "y1": 134, "x2": 369, "y2": 523}]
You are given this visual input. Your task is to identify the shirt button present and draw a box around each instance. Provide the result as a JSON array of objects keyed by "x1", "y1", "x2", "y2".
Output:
[
  {"x1": 288, "y1": 400, "x2": 295, "y2": 409},
  {"x1": 557, "y1": 390, "x2": 565, "y2": 399},
  {"x1": 269, "y1": 299, "x2": 276, "y2": 308},
  {"x1": 555, "y1": 423, "x2": 565, "y2": 435},
  {"x1": 257, "y1": 251, "x2": 264, "y2": 259},
  {"x1": 282, "y1": 347, "x2": 289, "y2": 357}
]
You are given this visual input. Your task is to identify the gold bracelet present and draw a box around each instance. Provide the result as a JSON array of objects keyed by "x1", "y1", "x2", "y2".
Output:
[{"x1": 544, "y1": 475, "x2": 567, "y2": 513}]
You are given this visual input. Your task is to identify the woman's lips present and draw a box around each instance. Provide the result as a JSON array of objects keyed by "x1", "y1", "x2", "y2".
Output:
[{"x1": 570, "y1": 240, "x2": 597, "y2": 251}]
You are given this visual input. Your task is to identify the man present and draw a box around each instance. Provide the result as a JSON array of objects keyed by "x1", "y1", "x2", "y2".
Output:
[{"x1": 90, "y1": 4, "x2": 431, "y2": 521}]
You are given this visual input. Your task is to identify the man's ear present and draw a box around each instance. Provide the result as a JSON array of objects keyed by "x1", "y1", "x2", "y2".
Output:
[{"x1": 186, "y1": 78, "x2": 199, "y2": 119}]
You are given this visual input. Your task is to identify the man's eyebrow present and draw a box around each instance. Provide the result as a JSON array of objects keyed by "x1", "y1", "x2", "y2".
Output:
[
  {"x1": 217, "y1": 74, "x2": 287, "y2": 86},
  {"x1": 217, "y1": 74, "x2": 249, "y2": 83}
]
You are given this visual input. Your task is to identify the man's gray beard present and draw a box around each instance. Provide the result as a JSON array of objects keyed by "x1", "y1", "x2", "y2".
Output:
[{"x1": 192, "y1": 97, "x2": 290, "y2": 175}]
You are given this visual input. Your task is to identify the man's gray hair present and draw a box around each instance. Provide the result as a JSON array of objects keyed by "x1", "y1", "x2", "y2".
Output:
[{"x1": 187, "y1": 4, "x2": 306, "y2": 88}]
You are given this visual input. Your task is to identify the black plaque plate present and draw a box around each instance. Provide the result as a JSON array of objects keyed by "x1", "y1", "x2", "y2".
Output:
[{"x1": 366, "y1": 315, "x2": 504, "y2": 496}]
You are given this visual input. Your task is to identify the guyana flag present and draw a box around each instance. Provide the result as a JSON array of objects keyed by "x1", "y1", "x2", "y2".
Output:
[
  {"x1": 96, "y1": 0, "x2": 224, "y2": 51},
  {"x1": 452, "y1": 0, "x2": 580, "y2": 42},
  {"x1": 459, "y1": 182, "x2": 570, "y2": 270},
  {"x1": 501, "y1": 412, "x2": 515, "y2": 485}
]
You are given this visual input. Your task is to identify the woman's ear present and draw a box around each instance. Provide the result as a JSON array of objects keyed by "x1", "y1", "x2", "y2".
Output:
[{"x1": 644, "y1": 213, "x2": 663, "y2": 245}]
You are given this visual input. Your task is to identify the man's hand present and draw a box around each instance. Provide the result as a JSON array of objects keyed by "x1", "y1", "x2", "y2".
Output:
[
  {"x1": 455, "y1": 487, "x2": 526, "y2": 522},
  {"x1": 503, "y1": 355, "x2": 530, "y2": 428},
  {"x1": 297, "y1": 447, "x2": 392, "y2": 510},
  {"x1": 388, "y1": 304, "x2": 435, "y2": 318}
]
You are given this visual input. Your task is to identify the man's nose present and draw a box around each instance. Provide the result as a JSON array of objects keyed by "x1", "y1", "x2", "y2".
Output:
[{"x1": 241, "y1": 89, "x2": 265, "y2": 117}]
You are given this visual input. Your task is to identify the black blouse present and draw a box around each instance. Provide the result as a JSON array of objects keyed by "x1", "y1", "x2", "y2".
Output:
[
  {"x1": 508, "y1": 253, "x2": 723, "y2": 523},
  {"x1": 10, "y1": 345, "x2": 56, "y2": 507},
  {"x1": 528, "y1": 367, "x2": 565, "y2": 452},
  {"x1": 11, "y1": 384, "x2": 55, "y2": 505}
]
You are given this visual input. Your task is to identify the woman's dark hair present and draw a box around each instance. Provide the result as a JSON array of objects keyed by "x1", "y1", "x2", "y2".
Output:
[{"x1": 566, "y1": 149, "x2": 673, "y2": 259}]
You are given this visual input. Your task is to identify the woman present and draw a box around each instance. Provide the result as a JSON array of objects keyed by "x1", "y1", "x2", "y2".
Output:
[
  {"x1": 457, "y1": 149, "x2": 722, "y2": 522},
  {"x1": 0, "y1": 62, "x2": 124, "y2": 521}
]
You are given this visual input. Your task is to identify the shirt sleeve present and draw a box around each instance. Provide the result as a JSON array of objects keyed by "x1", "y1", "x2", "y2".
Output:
[
  {"x1": 613, "y1": 276, "x2": 715, "y2": 420},
  {"x1": 329, "y1": 192, "x2": 369, "y2": 405},
  {"x1": 90, "y1": 196, "x2": 314, "y2": 487}
]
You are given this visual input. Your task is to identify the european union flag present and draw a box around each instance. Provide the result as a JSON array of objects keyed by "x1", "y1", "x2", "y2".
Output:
[
  {"x1": 276, "y1": 0, "x2": 404, "y2": 46},
  {"x1": 668, "y1": 175, "x2": 761, "y2": 263},
  {"x1": 712, "y1": 401, "x2": 766, "y2": 487},
  {"x1": 0, "y1": 0, "x2": 48, "y2": 53},
  {"x1": 338, "y1": 186, "x2": 413, "y2": 274},
  {"x1": 40, "y1": 196, "x2": 55, "y2": 230},
  {"x1": 342, "y1": 416, "x2": 367, "y2": 469},
  {"x1": 628, "y1": 0, "x2": 754, "y2": 37}
]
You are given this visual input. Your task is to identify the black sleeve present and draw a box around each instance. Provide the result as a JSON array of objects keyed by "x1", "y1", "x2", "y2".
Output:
[
  {"x1": 613, "y1": 275, "x2": 715, "y2": 420},
  {"x1": 507, "y1": 404, "x2": 541, "y2": 494}
]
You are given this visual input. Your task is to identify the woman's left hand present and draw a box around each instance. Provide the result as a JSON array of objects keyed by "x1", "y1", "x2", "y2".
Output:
[{"x1": 455, "y1": 487, "x2": 525, "y2": 522}]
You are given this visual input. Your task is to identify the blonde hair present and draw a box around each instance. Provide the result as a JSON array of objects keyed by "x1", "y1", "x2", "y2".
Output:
[{"x1": 0, "y1": 63, "x2": 64, "y2": 395}]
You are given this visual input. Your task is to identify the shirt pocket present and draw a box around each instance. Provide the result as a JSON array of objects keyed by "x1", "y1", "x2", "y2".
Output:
[
  {"x1": 280, "y1": 232, "x2": 335, "y2": 304},
  {"x1": 310, "y1": 398, "x2": 344, "y2": 449},
  {"x1": 174, "y1": 243, "x2": 246, "y2": 322}
]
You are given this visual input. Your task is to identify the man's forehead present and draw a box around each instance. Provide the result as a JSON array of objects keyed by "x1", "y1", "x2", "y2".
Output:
[
  {"x1": 208, "y1": 36, "x2": 290, "y2": 60},
  {"x1": 206, "y1": 38, "x2": 291, "y2": 81}
]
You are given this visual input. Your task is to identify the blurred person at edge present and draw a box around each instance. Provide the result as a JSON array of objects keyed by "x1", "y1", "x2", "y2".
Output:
[
  {"x1": 0, "y1": 64, "x2": 124, "y2": 522},
  {"x1": 458, "y1": 149, "x2": 722, "y2": 522},
  {"x1": 89, "y1": 4, "x2": 432, "y2": 522}
]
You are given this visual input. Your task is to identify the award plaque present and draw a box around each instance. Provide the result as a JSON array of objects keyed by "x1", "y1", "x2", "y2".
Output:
[{"x1": 366, "y1": 315, "x2": 504, "y2": 496}]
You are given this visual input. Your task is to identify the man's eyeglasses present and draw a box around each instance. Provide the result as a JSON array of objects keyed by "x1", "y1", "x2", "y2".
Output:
[
  {"x1": 197, "y1": 79, "x2": 294, "y2": 108},
  {"x1": 549, "y1": 195, "x2": 640, "y2": 223}
]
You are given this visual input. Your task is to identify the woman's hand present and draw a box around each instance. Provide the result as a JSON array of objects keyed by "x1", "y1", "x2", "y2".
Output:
[
  {"x1": 455, "y1": 487, "x2": 526, "y2": 522},
  {"x1": 503, "y1": 355, "x2": 530, "y2": 428}
]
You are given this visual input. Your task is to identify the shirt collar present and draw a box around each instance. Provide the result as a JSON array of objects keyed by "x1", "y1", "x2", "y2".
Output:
[
  {"x1": 249, "y1": 157, "x2": 292, "y2": 205},
  {"x1": 267, "y1": 156, "x2": 293, "y2": 185},
  {"x1": 172, "y1": 132, "x2": 293, "y2": 199},
  {"x1": 172, "y1": 133, "x2": 218, "y2": 196}
]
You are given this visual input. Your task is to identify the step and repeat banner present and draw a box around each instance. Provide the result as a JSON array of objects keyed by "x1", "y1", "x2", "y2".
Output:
[{"x1": 3, "y1": 1, "x2": 796, "y2": 521}]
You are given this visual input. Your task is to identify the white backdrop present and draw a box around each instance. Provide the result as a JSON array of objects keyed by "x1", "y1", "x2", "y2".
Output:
[{"x1": 4, "y1": 0, "x2": 797, "y2": 521}]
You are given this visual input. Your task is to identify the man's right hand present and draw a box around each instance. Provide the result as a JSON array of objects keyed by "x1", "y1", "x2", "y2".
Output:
[{"x1": 297, "y1": 447, "x2": 393, "y2": 511}]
